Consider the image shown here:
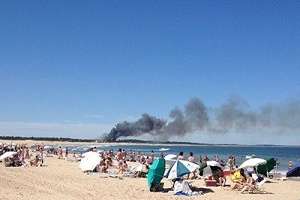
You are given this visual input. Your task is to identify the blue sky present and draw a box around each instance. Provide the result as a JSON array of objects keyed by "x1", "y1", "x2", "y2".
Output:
[{"x1": 0, "y1": 1, "x2": 299, "y2": 143}]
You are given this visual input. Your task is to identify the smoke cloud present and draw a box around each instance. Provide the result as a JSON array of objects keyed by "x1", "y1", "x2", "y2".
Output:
[{"x1": 103, "y1": 96, "x2": 300, "y2": 141}]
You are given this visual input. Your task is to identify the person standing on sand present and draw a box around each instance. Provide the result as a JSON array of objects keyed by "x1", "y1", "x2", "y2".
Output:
[
  {"x1": 65, "y1": 147, "x2": 69, "y2": 158},
  {"x1": 203, "y1": 155, "x2": 209, "y2": 162},
  {"x1": 58, "y1": 146, "x2": 63, "y2": 159},
  {"x1": 178, "y1": 152, "x2": 184, "y2": 160},
  {"x1": 188, "y1": 152, "x2": 196, "y2": 179},
  {"x1": 39, "y1": 146, "x2": 44, "y2": 165},
  {"x1": 228, "y1": 156, "x2": 234, "y2": 171},
  {"x1": 188, "y1": 152, "x2": 195, "y2": 163},
  {"x1": 116, "y1": 148, "x2": 123, "y2": 161},
  {"x1": 25, "y1": 147, "x2": 30, "y2": 160}
]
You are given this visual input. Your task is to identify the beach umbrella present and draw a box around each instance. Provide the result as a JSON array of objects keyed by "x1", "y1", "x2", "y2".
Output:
[
  {"x1": 165, "y1": 160, "x2": 199, "y2": 179},
  {"x1": 79, "y1": 151, "x2": 101, "y2": 172},
  {"x1": 147, "y1": 158, "x2": 165, "y2": 190},
  {"x1": 130, "y1": 162, "x2": 144, "y2": 172},
  {"x1": 206, "y1": 161, "x2": 223, "y2": 168},
  {"x1": 0, "y1": 152, "x2": 17, "y2": 160},
  {"x1": 164, "y1": 154, "x2": 177, "y2": 161},
  {"x1": 257, "y1": 158, "x2": 277, "y2": 176},
  {"x1": 239, "y1": 158, "x2": 267, "y2": 169},
  {"x1": 200, "y1": 161, "x2": 223, "y2": 177}
]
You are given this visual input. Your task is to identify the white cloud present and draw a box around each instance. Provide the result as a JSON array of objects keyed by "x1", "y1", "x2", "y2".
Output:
[{"x1": 0, "y1": 121, "x2": 112, "y2": 139}]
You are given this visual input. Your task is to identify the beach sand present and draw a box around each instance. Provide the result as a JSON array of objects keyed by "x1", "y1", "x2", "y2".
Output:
[{"x1": 1, "y1": 156, "x2": 300, "y2": 200}]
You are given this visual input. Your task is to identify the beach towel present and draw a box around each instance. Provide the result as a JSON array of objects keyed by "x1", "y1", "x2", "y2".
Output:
[{"x1": 174, "y1": 180, "x2": 192, "y2": 196}]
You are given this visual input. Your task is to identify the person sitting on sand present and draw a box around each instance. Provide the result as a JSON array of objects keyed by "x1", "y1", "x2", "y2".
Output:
[
  {"x1": 139, "y1": 155, "x2": 146, "y2": 165},
  {"x1": 231, "y1": 168, "x2": 247, "y2": 190},
  {"x1": 30, "y1": 155, "x2": 40, "y2": 167},
  {"x1": 240, "y1": 172, "x2": 256, "y2": 193},
  {"x1": 98, "y1": 159, "x2": 108, "y2": 173}
]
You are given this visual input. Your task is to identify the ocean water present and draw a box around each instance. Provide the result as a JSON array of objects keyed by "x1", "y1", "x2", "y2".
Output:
[{"x1": 66, "y1": 144, "x2": 300, "y2": 171}]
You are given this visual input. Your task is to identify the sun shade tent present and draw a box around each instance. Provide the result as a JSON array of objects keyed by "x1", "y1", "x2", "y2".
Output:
[
  {"x1": 257, "y1": 158, "x2": 277, "y2": 176},
  {"x1": 165, "y1": 160, "x2": 199, "y2": 179},
  {"x1": 239, "y1": 158, "x2": 267, "y2": 169},
  {"x1": 147, "y1": 158, "x2": 165, "y2": 189},
  {"x1": 0, "y1": 152, "x2": 17, "y2": 160},
  {"x1": 287, "y1": 166, "x2": 300, "y2": 177},
  {"x1": 79, "y1": 151, "x2": 101, "y2": 172}
]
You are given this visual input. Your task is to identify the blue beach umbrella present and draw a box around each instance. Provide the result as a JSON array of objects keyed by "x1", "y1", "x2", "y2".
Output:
[{"x1": 165, "y1": 160, "x2": 199, "y2": 179}]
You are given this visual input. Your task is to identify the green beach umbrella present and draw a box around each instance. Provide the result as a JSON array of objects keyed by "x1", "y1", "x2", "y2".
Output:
[
  {"x1": 147, "y1": 158, "x2": 165, "y2": 190},
  {"x1": 257, "y1": 158, "x2": 277, "y2": 176}
]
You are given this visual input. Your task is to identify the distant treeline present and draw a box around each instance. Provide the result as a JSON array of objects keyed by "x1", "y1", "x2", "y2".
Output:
[
  {"x1": 0, "y1": 136, "x2": 95, "y2": 143},
  {"x1": 0, "y1": 136, "x2": 281, "y2": 146},
  {"x1": 114, "y1": 139, "x2": 204, "y2": 145},
  {"x1": 0, "y1": 136, "x2": 200, "y2": 144}
]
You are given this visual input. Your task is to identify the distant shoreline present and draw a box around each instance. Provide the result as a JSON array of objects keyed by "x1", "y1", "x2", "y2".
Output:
[{"x1": 0, "y1": 135, "x2": 299, "y2": 147}]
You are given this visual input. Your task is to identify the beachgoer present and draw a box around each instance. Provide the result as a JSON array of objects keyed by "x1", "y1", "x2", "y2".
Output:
[
  {"x1": 65, "y1": 147, "x2": 69, "y2": 158},
  {"x1": 241, "y1": 172, "x2": 256, "y2": 193},
  {"x1": 231, "y1": 168, "x2": 247, "y2": 190},
  {"x1": 178, "y1": 152, "x2": 184, "y2": 160},
  {"x1": 116, "y1": 149, "x2": 123, "y2": 161},
  {"x1": 188, "y1": 152, "x2": 195, "y2": 163},
  {"x1": 58, "y1": 146, "x2": 63, "y2": 159}
]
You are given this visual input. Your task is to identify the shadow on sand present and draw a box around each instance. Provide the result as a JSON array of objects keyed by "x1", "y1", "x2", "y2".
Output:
[{"x1": 163, "y1": 186, "x2": 214, "y2": 194}]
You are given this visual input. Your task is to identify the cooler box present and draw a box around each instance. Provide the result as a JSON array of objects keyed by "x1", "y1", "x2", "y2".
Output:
[
  {"x1": 205, "y1": 180, "x2": 217, "y2": 187},
  {"x1": 223, "y1": 170, "x2": 231, "y2": 176}
]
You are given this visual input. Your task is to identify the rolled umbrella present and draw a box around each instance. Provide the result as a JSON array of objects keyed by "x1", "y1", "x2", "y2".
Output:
[
  {"x1": 165, "y1": 160, "x2": 199, "y2": 179},
  {"x1": 239, "y1": 158, "x2": 267, "y2": 169}
]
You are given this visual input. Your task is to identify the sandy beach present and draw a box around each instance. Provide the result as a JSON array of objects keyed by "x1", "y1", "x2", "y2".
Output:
[{"x1": 0, "y1": 155, "x2": 299, "y2": 200}]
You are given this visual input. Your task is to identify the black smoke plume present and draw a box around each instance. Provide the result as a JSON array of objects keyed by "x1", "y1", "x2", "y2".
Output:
[
  {"x1": 103, "y1": 96, "x2": 300, "y2": 141},
  {"x1": 103, "y1": 114, "x2": 166, "y2": 142}
]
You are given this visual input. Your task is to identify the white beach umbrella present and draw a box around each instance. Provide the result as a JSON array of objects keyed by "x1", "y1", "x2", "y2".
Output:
[
  {"x1": 164, "y1": 154, "x2": 177, "y2": 161},
  {"x1": 239, "y1": 158, "x2": 267, "y2": 169},
  {"x1": 165, "y1": 160, "x2": 199, "y2": 179},
  {"x1": 79, "y1": 151, "x2": 101, "y2": 172},
  {"x1": 130, "y1": 162, "x2": 145, "y2": 172},
  {"x1": 206, "y1": 161, "x2": 223, "y2": 168},
  {"x1": 0, "y1": 152, "x2": 17, "y2": 160}
]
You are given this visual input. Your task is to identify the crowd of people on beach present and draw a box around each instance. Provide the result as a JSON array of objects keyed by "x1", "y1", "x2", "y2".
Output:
[
  {"x1": 0, "y1": 142, "x2": 277, "y2": 194},
  {"x1": 0, "y1": 143, "x2": 45, "y2": 167}
]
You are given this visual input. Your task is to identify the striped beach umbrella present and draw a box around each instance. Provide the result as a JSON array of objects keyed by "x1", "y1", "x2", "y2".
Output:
[{"x1": 165, "y1": 160, "x2": 199, "y2": 179}]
